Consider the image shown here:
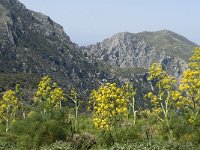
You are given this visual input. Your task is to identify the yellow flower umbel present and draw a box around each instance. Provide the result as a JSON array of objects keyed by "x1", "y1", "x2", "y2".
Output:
[
  {"x1": 146, "y1": 63, "x2": 178, "y2": 137},
  {"x1": 89, "y1": 83, "x2": 128, "y2": 130},
  {"x1": 35, "y1": 76, "x2": 66, "y2": 115},
  {"x1": 146, "y1": 63, "x2": 177, "y2": 116},
  {"x1": 0, "y1": 90, "x2": 19, "y2": 133},
  {"x1": 179, "y1": 47, "x2": 200, "y2": 113}
]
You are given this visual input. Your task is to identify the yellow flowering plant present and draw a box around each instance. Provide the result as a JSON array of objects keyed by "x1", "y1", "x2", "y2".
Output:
[
  {"x1": 179, "y1": 47, "x2": 200, "y2": 113},
  {"x1": 0, "y1": 90, "x2": 19, "y2": 132},
  {"x1": 122, "y1": 83, "x2": 137, "y2": 124},
  {"x1": 146, "y1": 63, "x2": 179, "y2": 137},
  {"x1": 89, "y1": 83, "x2": 129, "y2": 130},
  {"x1": 35, "y1": 76, "x2": 66, "y2": 115}
]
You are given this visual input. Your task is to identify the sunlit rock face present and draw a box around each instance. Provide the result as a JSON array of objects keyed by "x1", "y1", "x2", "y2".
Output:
[{"x1": 82, "y1": 30, "x2": 197, "y2": 79}]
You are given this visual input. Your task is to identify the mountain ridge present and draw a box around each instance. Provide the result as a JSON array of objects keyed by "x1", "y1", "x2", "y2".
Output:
[
  {"x1": 0, "y1": 0, "x2": 198, "y2": 96},
  {"x1": 82, "y1": 29, "x2": 197, "y2": 79},
  {"x1": 0, "y1": 0, "x2": 114, "y2": 93}
]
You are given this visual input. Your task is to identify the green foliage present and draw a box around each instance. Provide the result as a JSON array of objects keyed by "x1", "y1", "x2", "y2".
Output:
[
  {"x1": 109, "y1": 141, "x2": 199, "y2": 150},
  {"x1": 16, "y1": 135, "x2": 32, "y2": 150},
  {"x1": 70, "y1": 133, "x2": 96, "y2": 150},
  {"x1": 112, "y1": 124, "x2": 142, "y2": 143},
  {"x1": 40, "y1": 141, "x2": 72, "y2": 150},
  {"x1": 0, "y1": 133, "x2": 17, "y2": 150},
  {"x1": 1, "y1": 1, "x2": 199, "y2": 149},
  {"x1": 0, "y1": 53, "x2": 199, "y2": 149},
  {"x1": 11, "y1": 111, "x2": 72, "y2": 149},
  {"x1": 170, "y1": 114, "x2": 200, "y2": 143},
  {"x1": 0, "y1": 73, "x2": 40, "y2": 92}
]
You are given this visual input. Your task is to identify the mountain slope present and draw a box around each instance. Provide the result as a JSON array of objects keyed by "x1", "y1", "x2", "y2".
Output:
[
  {"x1": 82, "y1": 30, "x2": 198, "y2": 79},
  {"x1": 0, "y1": 0, "x2": 111, "y2": 92}
]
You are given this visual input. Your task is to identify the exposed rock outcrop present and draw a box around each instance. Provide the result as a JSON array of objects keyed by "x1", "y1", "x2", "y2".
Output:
[{"x1": 82, "y1": 31, "x2": 197, "y2": 79}]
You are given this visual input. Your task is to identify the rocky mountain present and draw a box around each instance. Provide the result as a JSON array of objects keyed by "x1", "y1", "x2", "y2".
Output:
[
  {"x1": 0, "y1": 0, "x2": 198, "y2": 103},
  {"x1": 0, "y1": 0, "x2": 113, "y2": 92},
  {"x1": 82, "y1": 30, "x2": 198, "y2": 79}
]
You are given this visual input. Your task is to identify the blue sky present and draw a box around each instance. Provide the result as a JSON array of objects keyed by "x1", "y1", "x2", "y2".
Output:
[{"x1": 19, "y1": 0, "x2": 200, "y2": 46}]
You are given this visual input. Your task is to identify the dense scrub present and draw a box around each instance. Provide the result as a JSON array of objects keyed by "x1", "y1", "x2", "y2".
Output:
[{"x1": 0, "y1": 48, "x2": 199, "y2": 149}]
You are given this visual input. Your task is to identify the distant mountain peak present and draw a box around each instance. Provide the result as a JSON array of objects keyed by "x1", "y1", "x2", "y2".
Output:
[
  {"x1": 139, "y1": 30, "x2": 197, "y2": 46},
  {"x1": 82, "y1": 30, "x2": 197, "y2": 79},
  {"x1": 103, "y1": 30, "x2": 197, "y2": 47}
]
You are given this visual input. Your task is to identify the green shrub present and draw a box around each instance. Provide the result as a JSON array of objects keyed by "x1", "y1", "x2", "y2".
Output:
[
  {"x1": 16, "y1": 135, "x2": 32, "y2": 150},
  {"x1": 40, "y1": 141, "x2": 72, "y2": 150},
  {"x1": 11, "y1": 112, "x2": 72, "y2": 149},
  {"x1": 109, "y1": 141, "x2": 200, "y2": 150},
  {"x1": 32, "y1": 120, "x2": 67, "y2": 147},
  {"x1": 70, "y1": 132, "x2": 96, "y2": 150},
  {"x1": 112, "y1": 125, "x2": 142, "y2": 143},
  {"x1": 0, "y1": 140, "x2": 16, "y2": 150},
  {"x1": 0, "y1": 133, "x2": 17, "y2": 150}
]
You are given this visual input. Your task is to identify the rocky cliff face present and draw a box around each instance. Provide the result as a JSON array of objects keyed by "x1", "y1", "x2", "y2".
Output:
[
  {"x1": 82, "y1": 31, "x2": 197, "y2": 79},
  {"x1": 0, "y1": 0, "x2": 113, "y2": 92}
]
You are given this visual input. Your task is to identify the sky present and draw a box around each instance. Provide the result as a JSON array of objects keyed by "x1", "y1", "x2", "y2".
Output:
[{"x1": 19, "y1": 0, "x2": 200, "y2": 46}]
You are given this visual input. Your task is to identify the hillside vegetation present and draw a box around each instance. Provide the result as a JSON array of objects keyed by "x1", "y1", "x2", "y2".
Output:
[
  {"x1": 0, "y1": 1, "x2": 199, "y2": 149},
  {"x1": 0, "y1": 0, "x2": 111, "y2": 94},
  {"x1": 0, "y1": 48, "x2": 199, "y2": 150}
]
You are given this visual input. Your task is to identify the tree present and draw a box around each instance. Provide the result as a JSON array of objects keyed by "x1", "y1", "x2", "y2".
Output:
[
  {"x1": 146, "y1": 63, "x2": 178, "y2": 137},
  {"x1": 0, "y1": 90, "x2": 19, "y2": 132},
  {"x1": 35, "y1": 76, "x2": 66, "y2": 115},
  {"x1": 179, "y1": 47, "x2": 200, "y2": 123},
  {"x1": 89, "y1": 83, "x2": 129, "y2": 130}
]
